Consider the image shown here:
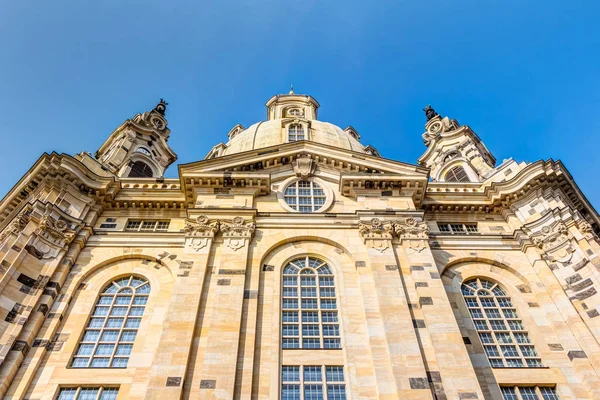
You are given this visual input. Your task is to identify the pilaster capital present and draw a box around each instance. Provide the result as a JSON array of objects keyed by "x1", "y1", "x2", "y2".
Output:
[
  {"x1": 393, "y1": 217, "x2": 430, "y2": 241},
  {"x1": 0, "y1": 207, "x2": 32, "y2": 242},
  {"x1": 220, "y1": 216, "x2": 256, "y2": 239},
  {"x1": 184, "y1": 215, "x2": 220, "y2": 238},
  {"x1": 358, "y1": 218, "x2": 394, "y2": 240}
]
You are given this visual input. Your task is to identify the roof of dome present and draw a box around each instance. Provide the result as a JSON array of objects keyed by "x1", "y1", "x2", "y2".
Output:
[{"x1": 220, "y1": 119, "x2": 366, "y2": 156}]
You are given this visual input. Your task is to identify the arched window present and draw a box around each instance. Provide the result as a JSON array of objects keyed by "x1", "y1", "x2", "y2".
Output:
[
  {"x1": 461, "y1": 278, "x2": 542, "y2": 368},
  {"x1": 128, "y1": 161, "x2": 154, "y2": 178},
  {"x1": 444, "y1": 165, "x2": 470, "y2": 182},
  {"x1": 71, "y1": 275, "x2": 150, "y2": 368},
  {"x1": 282, "y1": 257, "x2": 340, "y2": 349},
  {"x1": 288, "y1": 124, "x2": 305, "y2": 142}
]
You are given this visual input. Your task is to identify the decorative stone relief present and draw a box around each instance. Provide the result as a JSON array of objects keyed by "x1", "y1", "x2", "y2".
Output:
[
  {"x1": 220, "y1": 217, "x2": 255, "y2": 251},
  {"x1": 35, "y1": 215, "x2": 77, "y2": 249},
  {"x1": 531, "y1": 223, "x2": 569, "y2": 252},
  {"x1": 358, "y1": 218, "x2": 393, "y2": 252},
  {"x1": 292, "y1": 155, "x2": 315, "y2": 179},
  {"x1": 184, "y1": 215, "x2": 219, "y2": 252},
  {"x1": 0, "y1": 208, "x2": 31, "y2": 242},
  {"x1": 394, "y1": 218, "x2": 430, "y2": 252}
]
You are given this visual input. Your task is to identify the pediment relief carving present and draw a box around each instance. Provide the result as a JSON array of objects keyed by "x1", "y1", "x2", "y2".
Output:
[{"x1": 292, "y1": 155, "x2": 316, "y2": 179}]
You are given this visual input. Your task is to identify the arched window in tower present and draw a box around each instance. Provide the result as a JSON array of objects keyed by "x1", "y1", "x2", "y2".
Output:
[
  {"x1": 71, "y1": 276, "x2": 150, "y2": 368},
  {"x1": 288, "y1": 124, "x2": 305, "y2": 142},
  {"x1": 461, "y1": 278, "x2": 542, "y2": 368},
  {"x1": 282, "y1": 257, "x2": 340, "y2": 349},
  {"x1": 444, "y1": 165, "x2": 470, "y2": 183},
  {"x1": 128, "y1": 161, "x2": 154, "y2": 178}
]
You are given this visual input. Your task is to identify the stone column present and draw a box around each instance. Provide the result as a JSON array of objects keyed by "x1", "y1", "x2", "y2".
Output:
[
  {"x1": 143, "y1": 215, "x2": 219, "y2": 400},
  {"x1": 358, "y1": 217, "x2": 431, "y2": 399},
  {"x1": 394, "y1": 217, "x2": 485, "y2": 400},
  {"x1": 190, "y1": 216, "x2": 255, "y2": 399}
]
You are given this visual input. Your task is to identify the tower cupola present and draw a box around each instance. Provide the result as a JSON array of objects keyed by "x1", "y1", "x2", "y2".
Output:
[
  {"x1": 418, "y1": 106, "x2": 496, "y2": 183},
  {"x1": 93, "y1": 99, "x2": 177, "y2": 178}
]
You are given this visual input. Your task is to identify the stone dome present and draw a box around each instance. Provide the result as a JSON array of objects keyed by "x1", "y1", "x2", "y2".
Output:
[
  {"x1": 204, "y1": 92, "x2": 381, "y2": 159},
  {"x1": 220, "y1": 119, "x2": 366, "y2": 156}
]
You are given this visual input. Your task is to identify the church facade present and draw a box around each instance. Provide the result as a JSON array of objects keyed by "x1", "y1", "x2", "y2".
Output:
[{"x1": 0, "y1": 91, "x2": 599, "y2": 400}]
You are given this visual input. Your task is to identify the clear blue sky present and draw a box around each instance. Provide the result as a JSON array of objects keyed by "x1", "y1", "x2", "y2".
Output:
[{"x1": 1, "y1": 1, "x2": 599, "y2": 207}]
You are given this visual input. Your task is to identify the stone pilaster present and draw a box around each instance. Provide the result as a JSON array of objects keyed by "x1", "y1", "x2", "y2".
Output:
[
  {"x1": 188, "y1": 215, "x2": 255, "y2": 399},
  {"x1": 143, "y1": 215, "x2": 219, "y2": 399},
  {"x1": 394, "y1": 217, "x2": 484, "y2": 400},
  {"x1": 358, "y1": 217, "x2": 431, "y2": 399}
]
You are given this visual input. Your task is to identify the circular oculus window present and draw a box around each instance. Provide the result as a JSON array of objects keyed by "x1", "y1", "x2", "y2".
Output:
[{"x1": 279, "y1": 178, "x2": 333, "y2": 213}]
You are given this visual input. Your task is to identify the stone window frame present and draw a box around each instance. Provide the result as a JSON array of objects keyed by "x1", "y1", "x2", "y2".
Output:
[
  {"x1": 461, "y1": 278, "x2": 543, "y2": 369},
  {"x1": 124, "y1": 220, "x2": 170, "y2": 232},
  {"x1": 69, "y1": 276, "x2": 150, "y2": 369},
  {"x1": 436, "y1": 158, "x2": 479, "y2": 183},
  {"x1": 281, "y1": 365, "x2": 347, "y2": 400},
  {"x1": 437, "y1": 222, "x2": 478, "y2": 234},
  {"x1": 281, "y1": 256, "x2": 342, "y2": 350},
  {"x1": 55, "y1": 386, "x2": 119, "y2": 399},
  {"x1": 500, "y1": 386, "x2": 559, "y2": 400},
  {"x1": 277, "y1": 176, "x2": 334, "y2": 214}
]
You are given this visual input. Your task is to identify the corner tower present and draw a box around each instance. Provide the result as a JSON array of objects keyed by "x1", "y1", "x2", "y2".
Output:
[
  {"x1": 87, "y1": 99, "x2": 177, "y2": 178},
  {"x1": 418, "y1": 105, "x2": 496, "y2": 182}
]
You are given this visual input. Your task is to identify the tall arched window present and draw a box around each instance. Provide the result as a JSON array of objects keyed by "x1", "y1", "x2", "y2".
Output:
[
  {"x1": 71, "y1": 276, "x2": 150, "y2": 368},
  {"x1": 461, "y1": 278, "x2": 542, "y2": 368},
  {"x1": 288, "y1": 124, "x2": 305, "y2": 142},
  {"x1": 282, "y1": 257, "x2": 340, "y2": 349},
  {"x1": 128, "y1": 161, "x2": 154, "y2": 178},
  {"x1": 444, "y1": 165, "x2": 470, "y2": 182}
]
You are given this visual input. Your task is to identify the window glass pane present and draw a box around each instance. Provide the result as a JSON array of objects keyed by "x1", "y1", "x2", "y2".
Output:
[
  {"x1": 304, "y1": 366, "x2": 322, "y2": 382},
  {"x1": 71, "y1": 357, "x2": 89, "y2": 368},
  {"x1": 327, "y1": 384, "x2": 347, "y2": 400},
  {"x1": 321, "y1": 311, "x2": 338, "y2": 323},
  {"x1": 302, "y1": 312, "x2": 319, "y2": 323},
  {"x1": 303, "y1": 338, "x2": 321, "y2": 349},
  {"x1": 282, "y1": 384, "x2": 301, "y2": 400},
  {"x1": 501, "y1": 387, "x2": 519, "y2": 400},
  {"x1": 323, "y1": 338, "x2": 341, "y2": 349},
  {"x1": 282, "y1": 338, "x2": 299, "y2": 349},
  {"x1": 304, "y1": 384, "x2": 323, "y2": 400},
  {"x1": 90, "y1": 358, "x2": 110, "y2": 368},
  {"x1": 539, "y1": 387, "x2": 559, "y2": 400},
  {"x1": 520, "y1": 387, "x2": 540, "y2": 400},
  {"x1": 79, "y1": 388, "x2": 100, "y2": 400},
  {"x1": 283, "y1": 312, "x2": 299, "y2": 323},
  {"x1": 100, "y1": 388, "x2": 120, "y2": 400},
  {"x1": 326, "y1": 366, "x2": 345, "y2": 382},
  {"x1": 282, "y1": 366, "x2": 300, "y2": 382}
]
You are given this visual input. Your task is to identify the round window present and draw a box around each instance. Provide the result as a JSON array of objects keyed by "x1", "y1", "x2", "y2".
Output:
[{"x1": 283, "y1": 180, "x2": 327, "y2": 213}]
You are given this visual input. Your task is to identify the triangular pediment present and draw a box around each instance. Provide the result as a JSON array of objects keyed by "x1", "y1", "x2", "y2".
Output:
[{"x1": 178, "y1": 141, "x2": 430, "y2": 207}]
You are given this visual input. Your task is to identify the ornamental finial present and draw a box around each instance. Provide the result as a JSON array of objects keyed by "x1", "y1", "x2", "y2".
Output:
[
  {"x1": 423, "y1": 104, "x2": 438, "y2": 121},
  {"x1": 154, "y1": 98, "x2": 168, "y2": 115},
  {"x1": 289, "y1": 85, "x2": 295, "y2": 95}
]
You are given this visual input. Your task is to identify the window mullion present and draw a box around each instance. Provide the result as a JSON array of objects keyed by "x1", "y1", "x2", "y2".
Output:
[{"x1": 96, "y1": 387, "x2": 103, "y2": 400}]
